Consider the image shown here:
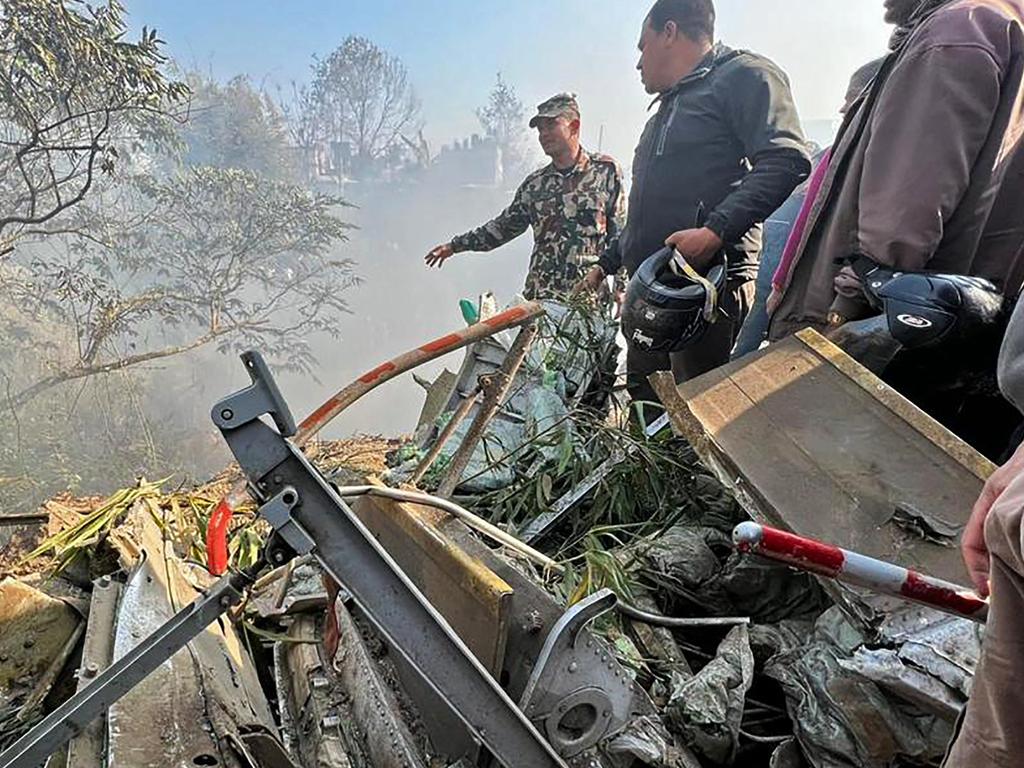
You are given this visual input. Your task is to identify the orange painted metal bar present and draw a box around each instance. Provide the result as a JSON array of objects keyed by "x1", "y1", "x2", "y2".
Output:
[{"x1": 206, "y1": 301, "x2": 545, "y2": 574}]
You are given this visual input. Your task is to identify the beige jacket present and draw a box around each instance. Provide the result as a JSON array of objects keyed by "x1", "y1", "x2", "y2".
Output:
[{"x1": 770, "y1": 0, "x2": 1024, "y2": 340}]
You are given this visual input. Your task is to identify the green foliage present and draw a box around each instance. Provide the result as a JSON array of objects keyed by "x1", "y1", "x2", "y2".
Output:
[
  {"x1": 476, "y1": 73, "x2": 525, "y2": 147},
  {"x1": 470, "y1": 410, "x2": 700, "y2": 537},
  {"x1": 0, "y1": 0, "x2": 188, "y2": 249},
  {"x1": 562, "y1": 532, "x2": 637, "y2": 606},
  {"x1": 182, "y1": 73, "x2": 297, "y2": 181},
  {"x1": 9, "y1": 166, "x2": 357, "y2": 408},
  {"x1": 20, "y1": 475, "x2": 269, "y2": 574},
  {"x1": 0, "y1": 165, "x2": 359, "y2": 510},
  {"x1": 23, "y1": 477, "x2": 168, "y2": 572},
  {"x1": 476, "y1": 73, "x2": 537, "y2": 184}
]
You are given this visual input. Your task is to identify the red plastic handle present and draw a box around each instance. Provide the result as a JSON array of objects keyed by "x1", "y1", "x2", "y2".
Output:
[{"x1": 206, "y1": 498, "x2": 235, "y2": 575}]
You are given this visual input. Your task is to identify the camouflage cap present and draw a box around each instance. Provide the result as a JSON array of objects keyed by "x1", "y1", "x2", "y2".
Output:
[{"x1": 528, "y1": 92, "x2": 580, "y2": 128}]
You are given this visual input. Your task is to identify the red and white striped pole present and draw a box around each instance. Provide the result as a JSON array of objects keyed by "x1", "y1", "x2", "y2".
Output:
[{"x1": 732, "y1": 521, "x2": 989, "y2": 624}]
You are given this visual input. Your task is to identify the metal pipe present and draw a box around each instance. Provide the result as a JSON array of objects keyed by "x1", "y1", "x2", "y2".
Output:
[
  {"x1": 244, "y1": 304, "x2": 539, "y2": 476},
  {"x1": 335, "y1": 486, "x2": 753, "y2": 634},
  {"x1": 334, "y1": 485, "x2": 562, "y2": 574},
  {"x1": 733, "y1": 521, "x2": 989, "y2": 624},
  {"x1": 615, "y1": 601, "x2": 750, "y2": 628},
  {"x1": 295, "y1": 302, "x2": 544, "y2": 445},
  {"x1": 409, "y1": 387, "x2": 481, "y2": 486},
  {"x1": 437, "y1": 321, "x2": 539, "y2": 498},
  {"x1": 206, "y1": 302, "x2": 545, "y2": 574}
]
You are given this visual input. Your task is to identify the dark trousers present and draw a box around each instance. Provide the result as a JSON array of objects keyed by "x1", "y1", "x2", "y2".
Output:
[{"x1": 627, "y1": 279, "x2": 756, "y2": 413}]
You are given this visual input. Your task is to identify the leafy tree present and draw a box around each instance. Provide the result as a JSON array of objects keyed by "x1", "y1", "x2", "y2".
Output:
[
  {"x1": 183, "y1": 73, "x2": 297, "y2": 181},
  {"x1": 476, "y1": 73, "x2": 534, "y2": 184},
  {"x1": 5, "y1": 166, "x2": 357, "y2": 410},
  {"x1": 0, "y1": 0, "x2": 188, "y2": 254},
  {"x1": 477, "y1": 73, "x2": 525, "y2": 148},
  {"x1": 307, "y1": 36, "x2": 421, "y2": 178},
  {"x1": 280, "y1": 80, "x2": 323, "y2": 182}
]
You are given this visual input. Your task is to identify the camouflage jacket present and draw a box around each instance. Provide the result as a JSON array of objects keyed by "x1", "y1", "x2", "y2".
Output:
[{"x1": 451, "y1": 149, "x2": 626, "y2": 299}]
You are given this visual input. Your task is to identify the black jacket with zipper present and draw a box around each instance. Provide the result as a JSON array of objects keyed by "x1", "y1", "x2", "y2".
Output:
[{"x1": 600, "y1": 43, "x2": 811, "y2": 282}]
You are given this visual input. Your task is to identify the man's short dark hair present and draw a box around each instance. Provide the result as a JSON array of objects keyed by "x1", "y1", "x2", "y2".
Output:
[{"x1": 647, "y1": 0, "x2": 715, "y2": 43}]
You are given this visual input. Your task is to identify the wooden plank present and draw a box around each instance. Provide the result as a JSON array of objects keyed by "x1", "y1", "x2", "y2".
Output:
[
  {"x1": 796, "y1": 329, "x2": 995, "y2": 482},
  {"x1": 351, "y1": 481, "x2": 513, "y2": 676},
  {"x1": 651, "y1": 331, "x2": 988, "y2": 586}
]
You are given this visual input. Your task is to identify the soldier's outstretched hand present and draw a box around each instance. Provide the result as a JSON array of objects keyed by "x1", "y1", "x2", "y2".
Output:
[
  {"x1": 577, "y1": 265, "x2": 606, "y2": 294},
  {"x1": 425, "y1": 243, "x2": 455, "y2": 268}
]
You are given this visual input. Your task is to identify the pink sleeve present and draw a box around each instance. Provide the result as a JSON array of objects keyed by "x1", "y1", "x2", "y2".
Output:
[{"x1": 772, "y1": 149, "x2": 832, "y2": 291}]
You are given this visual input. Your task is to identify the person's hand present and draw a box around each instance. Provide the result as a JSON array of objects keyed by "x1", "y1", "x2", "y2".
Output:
[
  {"x1": 613, "y1": 288, "x2": 626, "y2": 319},
  {"x1": 834, "y1": 265, "x2": 864, "y2": 298},
  {"x1": 665, "y1": 227, "x2": 724, "y2": 272},
  {"x1": 425, "y1": 243, "x2": 455, "y2": 268},
  {"x1": 766, "y1": 286, "x2": 784, "y2": 317},
  {"x1": 963, "y1": 442, "x2": 1024, "y2": 596},
  {"x1": 577, "y1": 265, "x2": 606, "y2": 294}
]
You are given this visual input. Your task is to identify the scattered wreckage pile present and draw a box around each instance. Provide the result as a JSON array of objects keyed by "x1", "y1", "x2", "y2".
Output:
[{"x1": 0, "y1": 298, "x2": 990, "y2": 768}]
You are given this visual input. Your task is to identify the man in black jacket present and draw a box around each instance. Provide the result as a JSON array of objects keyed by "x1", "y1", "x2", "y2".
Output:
[{"x1": 582, "y1": 0, "x2": 811, "y2": 407}]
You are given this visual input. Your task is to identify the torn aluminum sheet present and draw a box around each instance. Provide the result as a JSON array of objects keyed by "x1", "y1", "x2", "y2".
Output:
[
  {"x1": 277, "y1": 616, "x2": 356, "y2": 768},
  {"x1": 278, "y1": 608, "x2": 431, "y2": 768},
  {"x1": 0, "y1": 576, "x2": 84, "y2": 751},
  {"x1": 890, "y1": 503, "x2": 963, "y2": 548},
  {"x1": 768, "y1": 739, "x2": 806, "y2": 768},
  {"x1": 396, "y1": 298, "x2": 616, "y2": 494},
  {"x1": 66, "y1": 575, "x2": 121, "y2": 768},
  {"x1": 393, "y1": 375, "x2": 572, "y2": 493},
  {"x1": 0, "y1": 577, "x2": 81, "y2": 697},
  {"x1": 762, "y1": 607, "x2": 953, "y2": 768},
  {"x1": 665, "y1": 625, "x2": 754, "y2": 765},
  {"x1": 838, "y1": 648, "x2": 962, "y2": 721},
  {"x1": 876, "y1": 606, "x2": 982, "y2": 699},
  {"x1": 533, "y1": 300, "x2": 619, "y2": 404},
  {"x1": 330, "y1": 599, "x2": 430, "y2": 768},
  {"x1": 602, "y1": 714, "x2": 701, "y2": 768},
  {"x1": 107, "y1": 502, "x2": 282, "y2": 768}
]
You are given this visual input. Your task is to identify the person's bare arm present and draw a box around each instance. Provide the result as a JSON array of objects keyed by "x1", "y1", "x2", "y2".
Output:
[{"x1": 963, "y1": 442, "x2": 1024, "y2": 596}]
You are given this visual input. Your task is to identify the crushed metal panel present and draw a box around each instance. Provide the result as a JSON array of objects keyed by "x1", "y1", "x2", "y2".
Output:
[
  {"x1": 331, "y1": 600, "x2": 429, "y2": 768},
  {"x1": 107, "y1": 504, "x2": 279, "y2": 768},
  {"x1": 0, "y1": 578, "x2": 80, "y2": 697},
  {"x1": 349, "y1": 487, "x2": 656, "y2": 763},
  {"x1": 277, "y1": 617, "x2": 355, "y2": 768},
  {"x1": 107, "y1": 554, "x2": 222, "y2": 767},
  {"x1": 415, "y1": 369, "x2": 459, "y2": 436},
  {"x1": 351, "y1": 482, "x2": 513, "y2": 675},
  {"x1": 66, "y1": 576, "x2": 121, "y2": 768},
  {"x1": 426, "y1": 513, "x2": 663, "y2": 743},
  {"x1": 650, "y1": 329, "x2": 993, "y2": 586}
]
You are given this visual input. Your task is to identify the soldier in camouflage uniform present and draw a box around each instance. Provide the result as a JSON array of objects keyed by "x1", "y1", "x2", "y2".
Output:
[{"x1": 425, "y1": 93, "x2": 626, "y2": 300}]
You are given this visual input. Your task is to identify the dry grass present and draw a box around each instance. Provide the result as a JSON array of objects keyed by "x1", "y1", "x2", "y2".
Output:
[{"x1": 12, "y1": 436, "x2": 397, "y2": 577}]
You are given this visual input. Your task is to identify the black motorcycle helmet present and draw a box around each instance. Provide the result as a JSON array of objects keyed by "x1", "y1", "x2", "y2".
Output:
[
  {"x1": 621, "y1": 247, "x2": 728, "y2": 354},
  {"x1": 853, "y1": 258, "x2": 1004, "y2": 349}
]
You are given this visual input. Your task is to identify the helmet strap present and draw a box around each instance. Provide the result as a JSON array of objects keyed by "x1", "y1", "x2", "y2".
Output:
[{"x1": 669, "y1": 249, "x2": 720, "y2": 322}]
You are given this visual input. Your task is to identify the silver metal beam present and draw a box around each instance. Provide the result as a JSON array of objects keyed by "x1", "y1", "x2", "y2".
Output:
[{"x1": 0, "y1": 572, "x2": 250, "y2": 768}]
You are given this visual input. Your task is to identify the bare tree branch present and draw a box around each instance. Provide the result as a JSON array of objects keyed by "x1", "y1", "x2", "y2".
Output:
[{"x1": 306, "y1": 36, "x2": 421, "y2": 178}]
